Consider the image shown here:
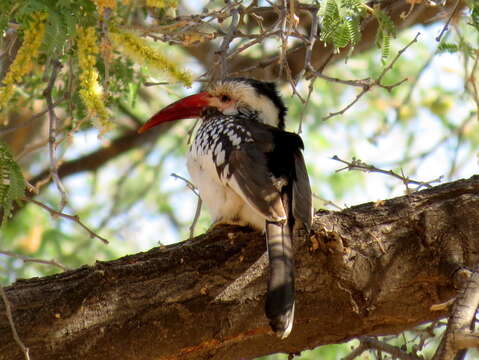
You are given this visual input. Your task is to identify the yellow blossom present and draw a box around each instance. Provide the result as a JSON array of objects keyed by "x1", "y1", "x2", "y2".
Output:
[
  {"x1": 146, "y1": 0, "x2": 177, "y2": 8},
  {"x1": 0, "y1": 13, "x2": 47, "y2": 112},
  {"x1": 109, "y1": 29, "x2": 192, "y2": 87},
  {"x1": 76, "y1": 26, "x2": 111, "y2": 133},
  {"x1": 93, "y1": 0, "x2": 116, "y2": 15}
]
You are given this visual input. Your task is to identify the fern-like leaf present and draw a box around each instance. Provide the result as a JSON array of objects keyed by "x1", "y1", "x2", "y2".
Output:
[
  {"x1": 437, "y1": 42, "x2": 459, "y2": 53},
  {"x1": 471, "y1": 3, "x2": 479, "y2": 32},
  {"x1": 0, "y1": 142, "x2": 26, "y2": 225},
  {"x1": 374, "y1": 9, "x2": 395, "y2": 63},
  {"x1": 346, "y1": 16, "x2": 361, "y2": 46},
  {"x1": 320, "y1": 0, "x2": 364, "y2": 52},
  {"x1": 340, "y1": 0, "x2": 364, "y2": 14}
]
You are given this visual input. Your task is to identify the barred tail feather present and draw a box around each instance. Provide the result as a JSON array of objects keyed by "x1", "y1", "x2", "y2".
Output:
[{"x1": 265, "y1": 221, "x2": 295, "y2": 339}]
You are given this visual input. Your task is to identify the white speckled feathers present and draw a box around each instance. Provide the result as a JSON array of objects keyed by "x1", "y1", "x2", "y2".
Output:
[{"x1": 187, "y1": 113, "x2": 289, "y2": 230}]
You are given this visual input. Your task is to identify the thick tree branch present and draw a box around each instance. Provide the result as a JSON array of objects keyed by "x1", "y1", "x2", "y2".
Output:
[{"x1": 1, "y1": 176, "x2": 478, "y2": 360}]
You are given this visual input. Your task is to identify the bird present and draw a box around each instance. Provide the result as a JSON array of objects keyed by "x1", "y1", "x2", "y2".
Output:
[{"x1": 138, "y1": 78, "x2": 312, "y2": 339}]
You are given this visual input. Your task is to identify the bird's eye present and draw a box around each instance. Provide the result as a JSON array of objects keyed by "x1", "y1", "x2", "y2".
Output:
[{"x1": 220, "y1": 95, "x2": 231, "y2": 103}]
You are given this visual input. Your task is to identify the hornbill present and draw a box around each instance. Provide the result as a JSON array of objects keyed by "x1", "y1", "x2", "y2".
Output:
[{"x1": 139, "y1": 78, "x2": 312, "y2": 338}]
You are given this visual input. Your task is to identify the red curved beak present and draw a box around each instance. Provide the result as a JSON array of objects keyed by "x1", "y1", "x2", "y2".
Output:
[{"x1": 138, "y1": 92, "x2": 210, "y2": 134}]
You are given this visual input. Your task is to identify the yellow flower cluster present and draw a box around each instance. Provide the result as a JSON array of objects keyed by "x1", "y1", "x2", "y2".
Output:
[
  {"x1": 146, "y1": 0, "x2": 177, "y2": 8},
  {"x1": 93, "y1": 0, "x2": 116, "y2": 15},
  {"x1": 76, "y1": 26, "x2": 110, "y2": 132},
  {"x1": 0, "y1": 13, "x2": 47, "y2": 112},
  {"x1": 109, "y1": 30, "x2": 192, "y2": 87}
]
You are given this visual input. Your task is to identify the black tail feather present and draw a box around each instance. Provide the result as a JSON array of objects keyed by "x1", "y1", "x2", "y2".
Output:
[{"x1": 265, "y1": 221, "x2": 295, "y2": 338}]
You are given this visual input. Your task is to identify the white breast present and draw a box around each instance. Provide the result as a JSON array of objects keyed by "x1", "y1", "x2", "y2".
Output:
[{"x1": 187, "y1": 121, "x2": 265, "y2": 231}]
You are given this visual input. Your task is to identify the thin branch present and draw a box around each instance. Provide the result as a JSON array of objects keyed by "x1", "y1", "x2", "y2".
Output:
[
  {"x1": 322, "y1": 33, "x2": 420, "y2": 121},
  {"x1": 43, "y1": 59, "x2": 68, "y2": 211},
  {"x1": 189, "y1": 197, "x2": 202, "y2": 239},
  {"x1": 170, "y1": 173, "x2": 202, "y2": 238},
  {"x1": 332, "y1": 155, "x2": 442, "y2": 191},
  {"x1": 0, "y1": 286, "x2": 31, "y2": 360},
  {"x1": 342, "y1": 342, "x2": 368, "y2": 360},
  {"x1": 312, "y1": 193, "x2": 343, "y2": 211},
  {"x1": 309, "y1": 70, "x2": 372, "y2": 88},
  {"x1": 0, "y1": 250, "x2": 69, "y2": 271},
  {"x1": 322, "y1": 86, "x2": 371, "y2": 120},
  {"x1": 435, "y1": 0, "x2": 461, "y2": 42},
  {"x1": 216, "y1": 2, "x2": 240, "y2": 80},
  {"x1": 26, "y1": 198, "x2": 109, "y2": 244},
  {"x1": 0, "y1": 97, "x2": 66, "y2": 138},
  {"x1": 297, "y1": 6, "x2": 320, "y2": 133},
  {"x1": 170, "y1": 173, "x2": 199, "y2": 197},
  {"x1": 359, "y1": 337, "x2": 422, "y2": 360},
  {"x1": 376, "y1": 33, "x2": 420, "y2": 85},
  {"x1": 300, "y1": 7, "x2": 319, "y2": 80}
]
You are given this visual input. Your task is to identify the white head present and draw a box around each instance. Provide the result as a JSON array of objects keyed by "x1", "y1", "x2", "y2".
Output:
[
  {"x1": 139, "y1": 78, "x2": 287, "y2": 133},
  {"x1": 205, "y1": 78, "x2": 287, "y2": 129}
]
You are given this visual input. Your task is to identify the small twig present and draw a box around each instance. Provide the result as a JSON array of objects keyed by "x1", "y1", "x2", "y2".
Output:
[
  {"x1": 298, "y1": 77, "x2": 315, "y2": 134},
  {"x1": 322, "y1": 86, "x2": 371, "y2": 120},
  {"x1": 309, "y1": 70, "x2": 372, "y2": 88},
  {"x1": 332, "y1": 155, "x2": 442, "y2": 190},
  {"x1": 435, "y1": 0, "x2": 461, "y2": 42},
  {"x1": 0, "y1": 250, "x2": 69, "y2": 271},
  {"x1": 216, "y1": 2, "x2": 240, "y2": 80},
  {"x1": 278, "y1": 0, "x2": 288, "y2": 78},
  {"x1": 377, "y1": 33, "x2": 420, "y2": 84},
  {"x1": 0, "y1": 97, "x2": 66, "y2": 138},
  {"x1": 226, "y1": 29, "x2": 280, "y2": 60},
  {"x1": 312, "y1": 193, "x2": 343, "y2": 210},
  {"x1": 26, "y1": 198, "x2": 109, "y2": 244},
  {"x1": 14, "y1": 138, "x2": 49, "y2": 161},
  {"x1": 0, "y1": 286, "x2": 31, "y2": 360},
  {"x1": 143, "y1": 81, "x2": 171, "y2": 87},
  {"x1": 189, "y1": 197, "x2": 202, "y2": 239},
  {"x1": 322, "y1": 33, "x2": 420, "y2": 121},
  {"x1": 359, "y1": 337, "x2": 422, "y2": 360},
  {"x1": 170, "y1": 173, "x2": 202, "y2": 239},
  {"x1": 342, "y1": 342, "x2": 368, "y2": 360},
  {"x1": 43, "y1": 60, "x2": 68, "y2": 211},
  {"x1": 170, "y1": 173, "x2": 199, "y2": 197},
  {"x1": 297, "y1": 6, "x2": 319, "y2": 133},
  {"x1": 300, "y1": 7, "x2": 319, "y2": 79}
]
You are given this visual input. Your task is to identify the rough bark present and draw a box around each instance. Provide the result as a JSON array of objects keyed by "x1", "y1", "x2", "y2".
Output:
[{"x1": 1, "y1": 175, "x2": 478, "y2": 360}]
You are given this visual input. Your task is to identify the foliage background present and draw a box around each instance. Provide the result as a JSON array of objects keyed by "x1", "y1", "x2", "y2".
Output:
[{"x1": 0, "y1": 0, "x2": 478, "y2": 358}]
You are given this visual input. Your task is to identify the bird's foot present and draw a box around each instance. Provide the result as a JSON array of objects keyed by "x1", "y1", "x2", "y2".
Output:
[{"x1": 208, "y1": 218, "x2": 249, "y2": 232}]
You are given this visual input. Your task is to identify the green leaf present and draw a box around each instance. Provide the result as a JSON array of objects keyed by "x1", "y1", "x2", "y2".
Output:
[
  {"x1": 0, "y1": 141, "x2": 26, "y2": 225},
  {"x1": 374, "y1": 9, "x2": 396, "y2": 63},
  {"x1": 437, "y1": 42, "x2": 459, "y2": 53},
  {"x1": 471, "y1": 3, "x2": 479, "y2": 31}
]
